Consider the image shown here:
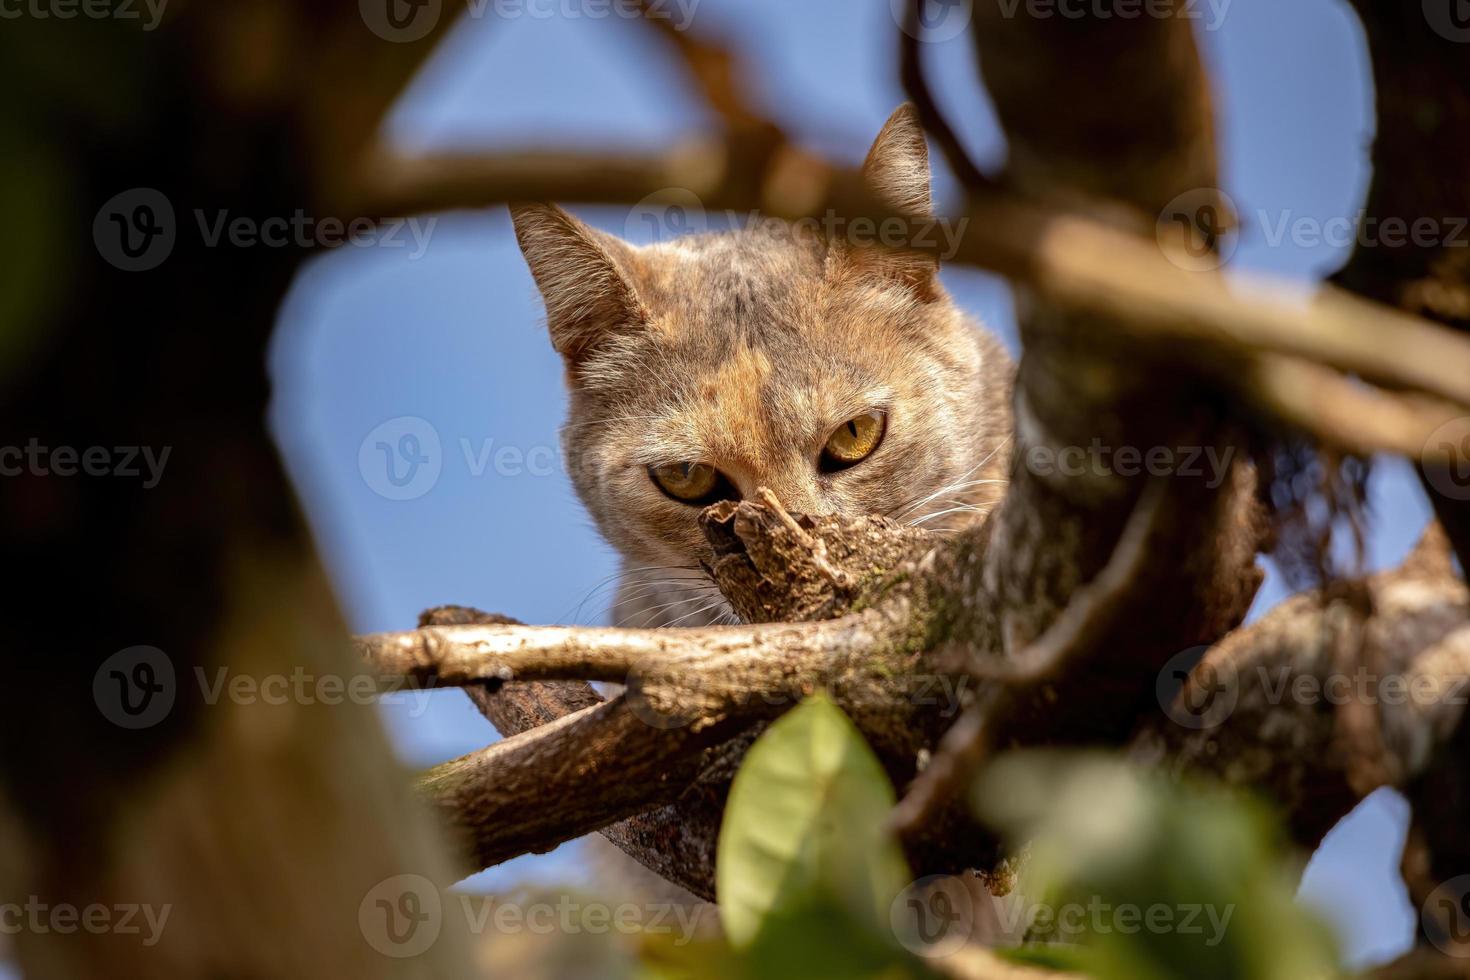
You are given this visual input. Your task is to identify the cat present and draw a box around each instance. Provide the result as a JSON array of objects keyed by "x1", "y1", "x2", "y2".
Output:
[{"x1": 512, "y1": 104, "x2": 1013, "y2": 630}]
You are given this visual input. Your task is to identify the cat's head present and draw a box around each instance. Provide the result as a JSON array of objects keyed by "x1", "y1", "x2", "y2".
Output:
[{"x1": 511, "y1": 104, "x2": 1011, "y2": 577}]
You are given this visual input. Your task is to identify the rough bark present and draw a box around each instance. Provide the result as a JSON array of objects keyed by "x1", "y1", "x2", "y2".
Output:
[
  {"x1": 12, "y1": 1, "x2": 1469, "y2": 974},
  {"x1": 1332, "y1": 0, "x2": 1470, "y2": 944},
  {"x1": 0, "y1": 4, "x2": 477, "y2": 977},
  {"x1": 348, "y1": 3, "x2": 1470, "y2": 923}
]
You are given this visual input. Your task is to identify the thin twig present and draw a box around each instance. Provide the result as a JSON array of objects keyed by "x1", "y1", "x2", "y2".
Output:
[
  {"x1": 352, "y1": 146, "x2": 1470, "y2": 416},
  {"x1": 900, "y1": 0, "x2": 993, "y2": 193},
  {"x1": 890, "y1": 479, "x2": 1170, "y2": 833}
]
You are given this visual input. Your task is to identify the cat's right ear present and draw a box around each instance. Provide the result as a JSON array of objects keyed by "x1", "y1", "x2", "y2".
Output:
[{"x1": 510, "y1": 202, "x2": 648, "y2": 363}]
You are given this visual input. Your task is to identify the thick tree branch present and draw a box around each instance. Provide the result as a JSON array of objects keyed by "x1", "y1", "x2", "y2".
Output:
[
  {"x1": 417, "y1": 695, "x2": 742, "y2": 872},
  {"x1": 354, "y1": 146, "x2": 1470, "y2": 424},
  {"x1": 357, "y1": 0, "x2": 1470, "y2": 925},
  {"x1": 1133, "y1": 526, "x2": 1469, "y2": 846},
  {"x1": 1336, "y1": 0, "x2": 1470, "y2": 575}
]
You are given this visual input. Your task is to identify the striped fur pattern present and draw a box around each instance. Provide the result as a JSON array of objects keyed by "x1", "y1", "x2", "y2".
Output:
[{"x1": 513, "y1": 105, "x2": 1013, "y2": 627}]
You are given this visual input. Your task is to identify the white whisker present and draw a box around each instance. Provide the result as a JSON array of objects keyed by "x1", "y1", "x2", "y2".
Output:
[
  {"x1": 909, "y1": 503, "x2": 987, "y2": 527},
  {"x1": 611, "y1": 584, "x2": 724, "y2": 627},
  {"x1": 889, "y1": 439, "x2": 1009, "y2": 521},
  {"x1": 662, "y1": 598, "x2": 732, "y2": 628}
]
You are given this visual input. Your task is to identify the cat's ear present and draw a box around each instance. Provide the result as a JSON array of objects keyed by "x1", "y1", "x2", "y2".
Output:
[
  {"x1": 510, "y1": 202, "x2": 648, "y2": 362},
  {"x1": 842, "y1": 103, "x2": 941, "y2": 300},
  {"x1": 863, "y1": 103, "x2": 934, "y2": 218}
]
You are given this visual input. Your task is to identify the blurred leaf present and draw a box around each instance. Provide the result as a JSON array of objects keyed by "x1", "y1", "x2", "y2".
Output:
[
  {"x1": 741, "y1": 900, "x2": 927, "y2": 980},
  {"x1": 974, "y1": 752, "x2": 1344, "y2": 980},
  {"x1": 636, "y1": 933, "x2": 746, "y2": 980},
  {"x1": 716, "y1": 694, "x2": 911, "y2": 950},
  {"x1": 996, "y1": 941, "x2": 1098, "y2": 973},
  {"x1": 637, "y1": 901, "x2": 923, "y2": 980},
  {"x1": 0, "y1": 131, "x2": 71, "y2": 382}
]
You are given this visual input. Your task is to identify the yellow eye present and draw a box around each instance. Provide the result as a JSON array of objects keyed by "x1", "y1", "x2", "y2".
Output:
[
  {"x1": 822, "y1": 411, "x2": 887, "y2": 469},
  {"x1": 649, "y1": 462, "x2": 726, "y2": 503}
]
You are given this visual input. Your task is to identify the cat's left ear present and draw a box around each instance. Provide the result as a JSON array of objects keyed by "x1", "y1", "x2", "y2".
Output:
[{"x1": 839, "y1": 103, "x2": 940, "y2": 301}]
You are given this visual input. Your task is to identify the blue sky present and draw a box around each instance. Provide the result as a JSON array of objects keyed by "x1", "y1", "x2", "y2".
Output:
[{"x1": 267, "y1": 0, "x2": 1432, "y2": 966}]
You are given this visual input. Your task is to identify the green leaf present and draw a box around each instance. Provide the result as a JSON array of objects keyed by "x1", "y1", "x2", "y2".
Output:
[
  {"x1": 974, "y1": 752, "x2": 1344, "y2": 980},
  {"x1": 996, "y1": 942, "x2": 1099, "y2": 974},
  {"x1": 716, "y1": 694, "x2": 911, "y2": 949}
]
